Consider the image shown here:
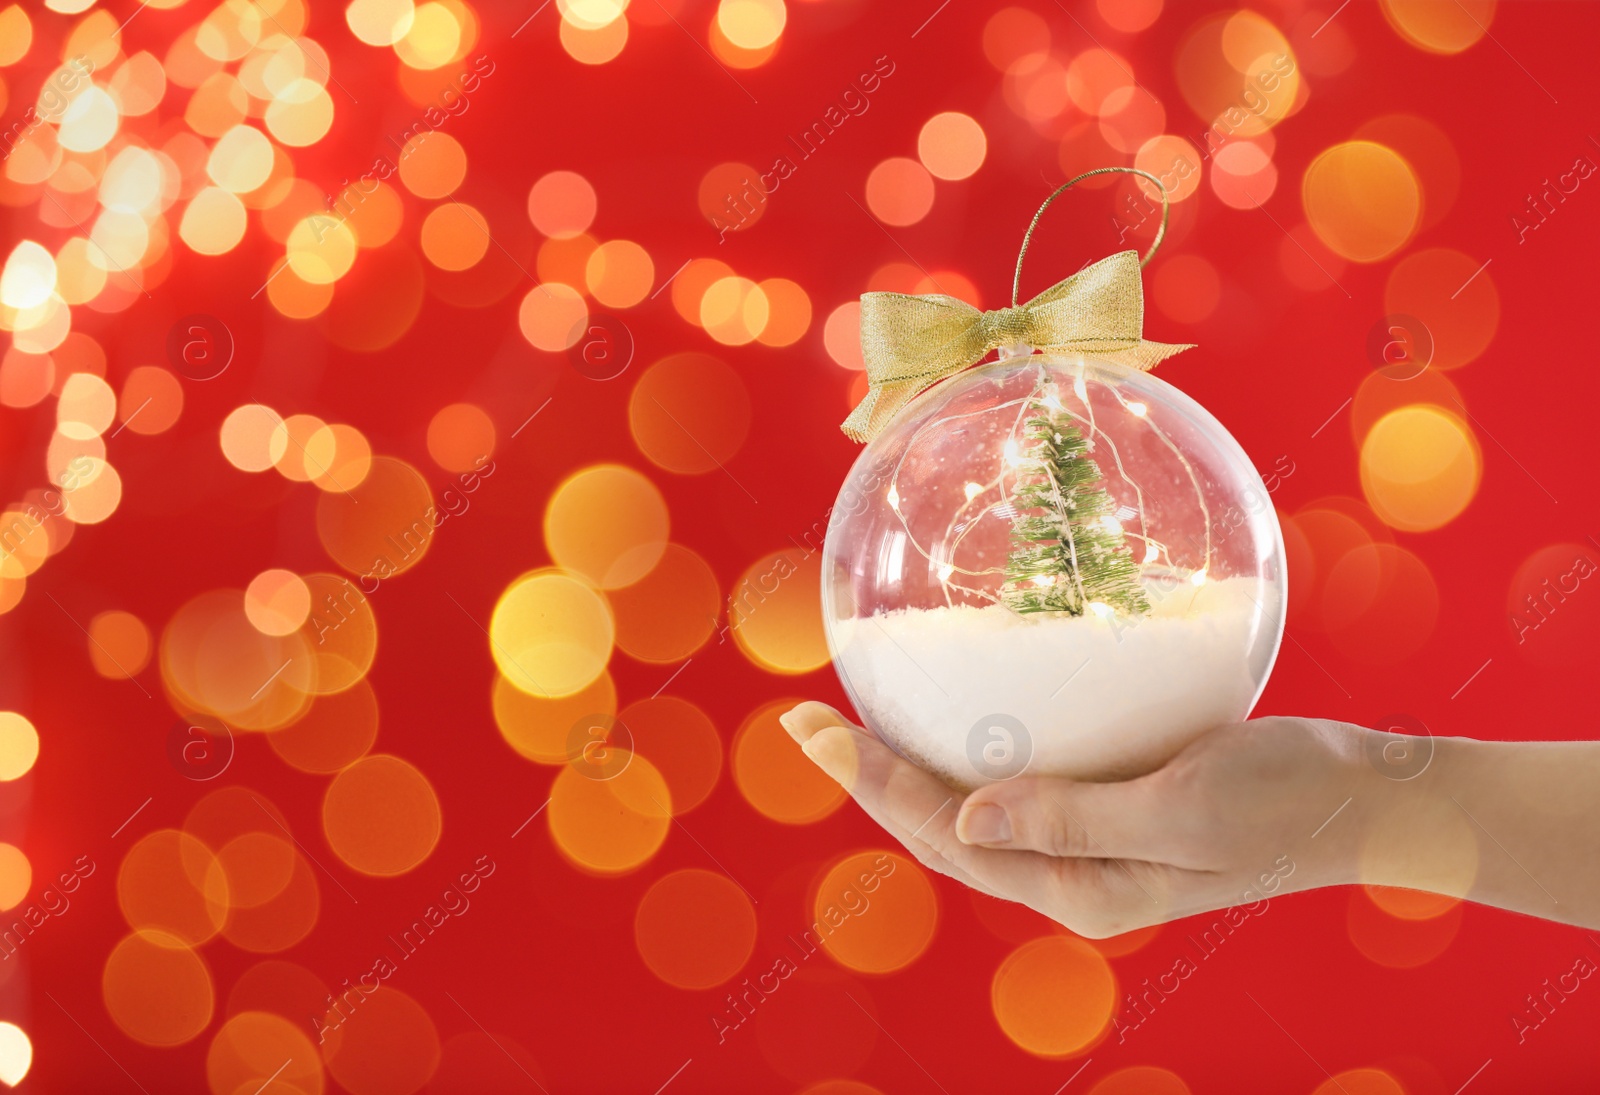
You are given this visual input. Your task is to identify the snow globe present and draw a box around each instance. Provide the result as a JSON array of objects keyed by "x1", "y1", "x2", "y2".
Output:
[{"x1": 822, "y1": 350, "x2": 1284, "y2": 789}]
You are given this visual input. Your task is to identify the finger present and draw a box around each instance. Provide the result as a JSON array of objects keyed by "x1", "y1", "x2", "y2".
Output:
[
  {"x1": 800, "y1": 726, "x2": 1011, "y2": 896},
  {"x1": 803, "y1": 724, "x2": 1082, "y2": 912},
  {"x1": 779, "y1": 701, "x2": 859, "y2": 745},
  {"x1": 956, "y1": 774, "x2": 1178, "y2": 863}
]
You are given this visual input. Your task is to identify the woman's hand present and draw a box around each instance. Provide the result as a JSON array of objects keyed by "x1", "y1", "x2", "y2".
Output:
[{"x1": 781, "y1": 702, "x2": 1600, "y2": 936}]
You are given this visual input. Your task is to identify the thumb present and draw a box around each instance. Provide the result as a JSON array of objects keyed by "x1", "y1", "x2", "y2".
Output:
[{"x1": 956, "y1": 772, "x2": 1172, "y2": 861}]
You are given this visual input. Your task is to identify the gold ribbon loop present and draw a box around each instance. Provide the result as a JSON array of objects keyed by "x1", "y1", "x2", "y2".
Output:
[{"x1": 841, "y1": 168, "x2": 1196, "y2": 443}]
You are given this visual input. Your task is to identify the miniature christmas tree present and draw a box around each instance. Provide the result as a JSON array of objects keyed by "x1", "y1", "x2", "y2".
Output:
[{"x1": 1002, "y1": 404, "x2": 1151, "y2": 617}]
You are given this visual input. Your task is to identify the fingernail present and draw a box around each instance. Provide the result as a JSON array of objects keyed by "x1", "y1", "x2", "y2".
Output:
[
  {"x1": 778, "y1": 709, "x2": 803, "y2": 742},
  {"x1": 959, "y1": 803, "x2": 1011, "y2": 846}
]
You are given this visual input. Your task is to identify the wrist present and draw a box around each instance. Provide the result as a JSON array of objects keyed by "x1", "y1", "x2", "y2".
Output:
[{"x1": 1347, "y1": 728, "x2": 1483, "y2": 896}]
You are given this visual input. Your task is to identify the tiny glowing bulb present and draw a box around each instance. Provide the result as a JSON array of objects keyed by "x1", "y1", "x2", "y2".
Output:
[
  {"x1": 1003, "y1": 438, "x2": 1022, "y2": 467},
  {"x1": 1190, "y1": 568, "x2": 1208, "y2": 586},
  {"x1": 1127, "y1": 401, "x2": 1148, "y2": 417},
  {"x1": 1143, "y1": 543, "x2": 1160, "y2": 564},
  {"x1": 1044, "y1": 392, "x2": 1063, "y2": 411},
  {"x1": 886, "y1": 484, "x2": 899, "y2": 509},
  {"x1": 1088, "y1": 601, "x2": 1114, "y2": 618},
  {"x1": 1073, "y1": 375, "x2": 1088, "y2": 402},
  {"x1": 1031, "y1": 575, "x2": 1054, "y2": 588},
  {"x1": 1099, "y1": 515, "x2": 1123, "y2": 535},
  {"x1": 964, "y1": 482, "x2": 982, "y2": 501},
  {"x1": 937, "y1": 563, "x2": 954, "y2": 582}
]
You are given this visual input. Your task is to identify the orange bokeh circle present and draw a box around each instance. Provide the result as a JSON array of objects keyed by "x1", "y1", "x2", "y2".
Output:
[
  {"x1": 323, "y1": 754, "x2": 442, "y2": 876},
  {"x1": 634, "y1": 868, "x2": 757, "y2": 989},
  {"x1": 628, "y1": 353, "x2": 752, "y2": 476},
  {"x1": 733, "y1": 699, "x2": 847, "y2": 825},
  {"x1": 620, "y1": 696, "x2": 723, "y2": 814},
  {"x1": 991, "y1": 936, "x2": 1115, "y2": 1057},
  {"x1": 315, "y1": 456, "x2": 436, "y2": 581},
  {"x1": 103, "y1": 929, "x2": 215, "y2": 1047},
  {"x1": 812, "y1": 851, "x2": 937, "y2": 974},
  {"x1": 730, "y1": 549, "x2": 829, "y2": 674},
  {"x1": 547, "y1": 754, "x2": 673, "y2": 875},
  {"x1": 320, "y1": 986, "x2": 441, "y2": 1095},
  {"x1": 492, "y1": 669, "x2": 616, "y2": 765},
  {"x1": 607, "y1": 543, "x2": 720, "y2": 664},
  {"x1": 269, "y1": 678, "x2": 380, "y2": 773}
]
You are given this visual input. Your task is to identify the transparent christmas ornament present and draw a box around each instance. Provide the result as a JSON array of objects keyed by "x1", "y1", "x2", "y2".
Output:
[{"x1": 822, "y1": 351, "x2": 1285, "y2": 790}]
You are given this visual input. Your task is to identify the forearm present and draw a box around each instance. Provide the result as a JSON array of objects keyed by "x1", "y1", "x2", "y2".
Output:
[{"x1": 1354, "y1": 735, "x2": 1600, "y2": 928}]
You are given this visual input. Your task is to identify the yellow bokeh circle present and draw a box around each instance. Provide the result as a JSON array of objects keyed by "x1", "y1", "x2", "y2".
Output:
[
  {"x1": 490, "y1": 569, "x2": 615, "y2": 698},
  {"x1": 544, "y1": 464, "x2": 669, "y2": 590},
  {"x1": 1359, "y1": 404, "x2": 1481, "y2": 532}
]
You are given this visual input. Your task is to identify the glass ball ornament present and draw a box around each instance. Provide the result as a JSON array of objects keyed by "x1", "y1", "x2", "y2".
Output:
[{"x1": 822, "y1": 352, "x2": 1285, "y2": 790}]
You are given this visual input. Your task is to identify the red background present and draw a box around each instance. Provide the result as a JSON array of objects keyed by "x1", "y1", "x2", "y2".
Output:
[{"x1": 5, "y1": 0, "x2": 1600, "y2": 1092}]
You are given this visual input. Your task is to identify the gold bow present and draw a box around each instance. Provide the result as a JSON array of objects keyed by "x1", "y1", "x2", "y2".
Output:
[{"x1": 841, "y1": 249, "x2": 1194, "y2": 443}]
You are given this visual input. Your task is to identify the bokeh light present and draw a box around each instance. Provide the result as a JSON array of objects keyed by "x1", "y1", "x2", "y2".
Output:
[
  {"x1": 315, "y1": 455, "x2": 436, "y2": 579},
  {"x1": 518, "y1": 282, "x2": 587, "y2": 351},
  {"x1": 1383, "y1": 248, "x2": 1499, "y2": 371},
  {"x1": 864, "y1": 158, "x2": 935, "y2": 226},
  {"x1": 270, "y1": 678, "x2": 380, "y2": 773},
  {"x1": 1323, "y1": 543, "x2": 1441, "y2": 663},
  {"x1": 1090, "y1": 1067, "x2": 1190, "y2": 1095},
  {"x1": 814, "y1": 851, "x2": 936, "y2": 973},
  {"x1": 1380, "y1": 0, "x2": 1494, "y2": 53},
  {"x1": 585, "y1": 239, "x2": 654, "y2": 308},
  {"x1": 118, "y1": 829, "x2": 228, "y2": 945},
  {"x1": 559, "y1": 14, "x2": 629, "y2": 64},
  {"x1": 117, "y1": 365, "x2": 184, "y2": 435},
  {"x1": 983, "y1": 8, "x2": 1049, "y2": 72},
  {"x1": 729, "y1": 548, "x2": 829, "y2": 674},
  {"x1": 347, "y1": 0, "x2": 416, "y2": 46},
  {"x1": 918, "y1": 112, "x2": 987, "y2": 181},
  {"x1": 397, "y1": 132, "x2": 467, "y2": 198},
  {"x1": 634, "y1": 868, "x2": 756, "y2": 989},
  {"x1": 323, "y1": 754, "x2": 441, "y2": 876},
  {"x1": 1507, "y1": 543, "x2": 1600, "y2": 667},
  {"x1": 0, "y1": 713, "x2": 38, "y2": 781},
  {"x1": 733, "y1": 699, "x2": 846, "y2": 824},
  {"x1": 492, "y1": 669, "x2": 615, "y2": 764},
  {"x1": 490, "y1": 569, "x2": 615, "y2": 697},
  {"x1": 991, "y1": 936, "x2": 1115, "y2": 1057},
  {"x1": 103, "y1": 930, "x2": 215, "y2": 1047},
  {"x1": 1302, "y1": 141, "x2": 1420, "y2": 262},
  {"x1": 426, "y1": 402, "x2": 496, "y2": 473},
  {"x1": 420, "y1": 203, "x2": 490, "y2": 270},
  {"x1": 544, "y1": 464, "x2": 670, "y2": 589},
  {"x1": 607, "y1": 543, "x2": 719, "y2": 663},
  {"x1": 700, "y1": 275, "x2": 769, "y2": 346},
  {"x1": 320, "y1": 986, "x2": 441, "y2": 1095},
  {"x1": 1359, "y1": 405, "x2": 1481, "y2": 531},
  {"x1": 620, "y1": 696, "x2": 722, "y2": 813},
  {"x1": 87, "y1": 610, "x2": 152, "y2": 679},
  {"x1": 628, "y1": 353, "x2": 752, "y2": 475},
  {"x1": 547, "y1": 754, "x2": 672, "y2": 874},
  {"x1": 0, "y1": 844, "x2": 27, "y2": 908},
  {"x1": 754, "y1": 277, "x2": 811, "y2": 347},
  {"x1": 718, "y1": 0, "x2": 785, "y2": 50},
  {"x1": 244, "y1": 568, "x2": 311, "y2": 636},
  {"x1": 527, "y1": 171, "x2": 597, "y2": 239},
  {"x1": 823, "y1": 301, "x2": 865, "y2": 371},
  {"x1": 1347, "y1": 888, "x2": 1464, "y2": 969},
  {"x1": 207, "y1": 1011, "x2": 326, "y2": 1095}
]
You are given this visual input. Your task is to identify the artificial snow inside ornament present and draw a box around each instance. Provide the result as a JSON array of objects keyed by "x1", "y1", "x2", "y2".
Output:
[{"x1": 823, "y1": 169, "x2": 1285, "y2": 790}]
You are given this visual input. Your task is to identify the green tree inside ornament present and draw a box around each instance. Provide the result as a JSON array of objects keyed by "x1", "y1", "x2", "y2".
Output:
[{"x1": 1002, "y1": 402, "x2": 1151, "y2": 617}]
